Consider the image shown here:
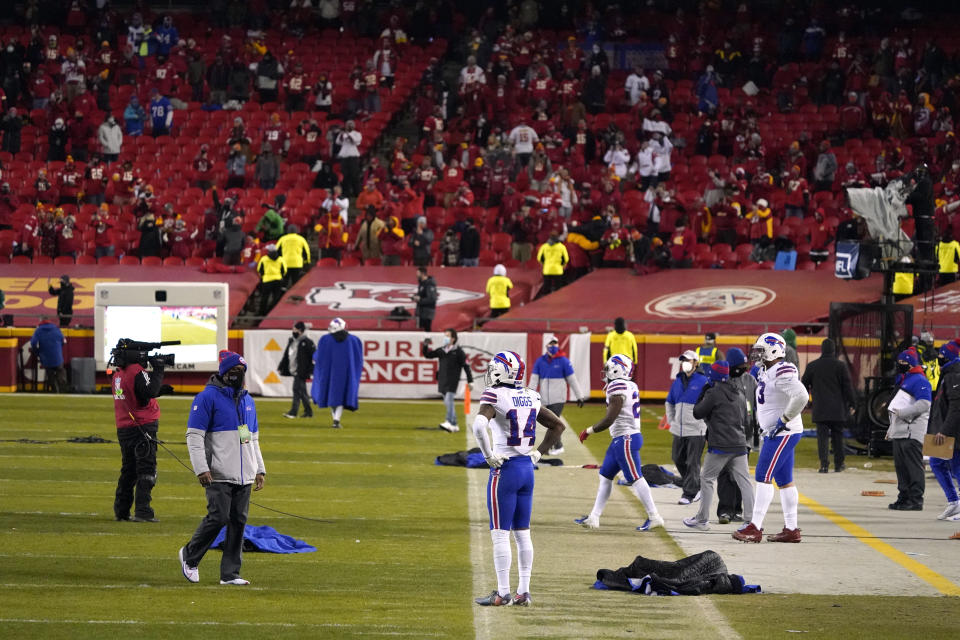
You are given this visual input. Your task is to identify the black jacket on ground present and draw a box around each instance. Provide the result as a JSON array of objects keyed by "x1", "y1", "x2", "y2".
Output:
[
  {"x1": 693, "y1": 379, "x2": 748, "y2": 453},
  {"x1": 422, "y1": 343, "x2": 473, "y2": 394},
  {"x1": 278, "y1": 334, "x2": 316, "y2": 379},
  {"x1": 415, "y1": 276, "x2": 438, "y2": 320},
  {"x1": 801, "y1": 339, "x2": 856, "y2": 423},
  {"x1": 929, "y1": 361, "x2": 960, "y2": 442}
]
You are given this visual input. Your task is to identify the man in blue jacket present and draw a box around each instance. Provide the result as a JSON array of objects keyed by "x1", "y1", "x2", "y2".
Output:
[
  {"x1": 179, "y1": 351, "x2": 266, "y2": 586},
  {"x1": 29, "y1": 317, "x2": 65, "y2": 392},
  {"x1": 665, "y1": 350, "x2": 708, "y2": 504},
  {"x1": 529, "y1": 334, "x2": 585, "y2": 455}
]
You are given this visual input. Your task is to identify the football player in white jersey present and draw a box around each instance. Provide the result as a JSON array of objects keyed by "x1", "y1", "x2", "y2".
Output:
[
  {"x1": 575, "y1": 355, "x2": 664, "y2": 532},
  {"x1": 472, "y1": 351, "x2": 565, "y2": 607},
  {"x1": 733, "y1": 333, "x2": 809, "y2": 543}
]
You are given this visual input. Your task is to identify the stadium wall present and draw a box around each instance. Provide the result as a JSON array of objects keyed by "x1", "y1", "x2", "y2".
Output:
[{"x1": 2, "y1": 328, "x2": 822, "y2": 399}]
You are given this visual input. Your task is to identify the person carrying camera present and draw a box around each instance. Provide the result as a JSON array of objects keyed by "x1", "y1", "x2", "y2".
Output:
[{"x1": 111, "y1": 339, "x2": 173, "y2": 522}]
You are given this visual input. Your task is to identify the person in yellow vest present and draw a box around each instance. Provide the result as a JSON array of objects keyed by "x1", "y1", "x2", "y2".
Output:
[
  {"x1": 486, "y1": 264, "x2": 513, "y2": 318},
  {"x1": 697, "y1": 332, "x2": 724, "y2": 372},
  {"x1": 276, "y1": 224, "x2": 311, "y2": 287},
  {"x1": 892, "y1": 256, "x2": 915, "y2": 299},
  {"x1": 536, "y1": 229, "x2": 569, "y2": 296},
  {"x1": 256, "y1": 244, "x2": 287, "y2": 318},
  {"x1": 604, "y1": 317, "x2": 637, "y2": 364},
  {"x1": 917, "y1": 331, "x2": 940, "y2": 390},
  {"x1": 937, "y1": 228, "x2": 960, "y2": 285}
]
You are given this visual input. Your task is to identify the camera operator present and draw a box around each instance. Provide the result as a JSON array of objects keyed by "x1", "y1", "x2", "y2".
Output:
[{"x1": 111, "y1": 340, "x2": 173, "y2": 523}]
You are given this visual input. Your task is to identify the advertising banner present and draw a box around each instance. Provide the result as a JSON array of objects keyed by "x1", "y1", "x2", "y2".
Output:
[{"x1": 244, "y1": 330, "x2": 528, "y2": 399}]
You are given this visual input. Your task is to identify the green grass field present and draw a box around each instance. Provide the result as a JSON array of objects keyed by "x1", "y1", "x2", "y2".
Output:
[
  {"x1": 160, "y1": 313, "x2": 217, "y2": 346},
  {"x1": 0, "y1": 395, "x2": 949, "y2": 639}
]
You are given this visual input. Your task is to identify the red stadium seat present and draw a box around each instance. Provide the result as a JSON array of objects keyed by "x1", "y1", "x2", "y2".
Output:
[
  {"x1": 319, "y1": 257, "x2": 338, "y2": 267},
  {"x1": 54, "y1": 256, "x2": 75, "y2": 265},
  {"x1": 97, "y1": 256, "x2": 118, "y2": 265},
  {"x1": 163, "y1": 256, "x2": 184, "y2": 266},
  {"x1": 12, "y1": 255, "x2": 30, "y2": 264},
  {"x1": 33, "y1": 255, "x2": 53, "y2": 264},
  {"x1": 120, "y1": 256, "x2": 141, "y2": 265},
  {"x1": 142, "y1": 256, "x2": 163, "y2": 266},
  {"x1": 77, "y1": 254, "x2": 97, "y2": 265},
  {"x1": 185, "y1": 257, "x2": 205, "y2": 267}
]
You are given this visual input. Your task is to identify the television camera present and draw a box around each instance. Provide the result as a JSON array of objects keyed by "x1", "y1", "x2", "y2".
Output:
[{"x1": 108, "y1": 338, "x2": 182, "y2": 370}]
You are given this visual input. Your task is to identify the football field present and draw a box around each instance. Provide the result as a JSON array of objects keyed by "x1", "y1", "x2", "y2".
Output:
[
  {"x1": 0, "y1": 394, "x2": 957, "y2": 640},
  {"x1": 160, "y1": 312, "x2": 217, "y2": 346}
]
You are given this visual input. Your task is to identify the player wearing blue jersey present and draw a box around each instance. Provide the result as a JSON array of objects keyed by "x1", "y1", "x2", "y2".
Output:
[
  {"x1": 575, "y1": 355, "x2": 664, "y2": 532},
  {"x1": 473, "y1": 351, "x2": 565, "y2": 608},
  {"x1": 733, "y1": 333, "x2": 809, "y2": 543}
]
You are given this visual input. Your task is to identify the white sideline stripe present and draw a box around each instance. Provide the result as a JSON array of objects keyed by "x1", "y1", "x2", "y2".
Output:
[
  {"x1": 466, "y1": 414, "x2": 493, "y2": 640},
  {"x1": 0, "y1": 617, "x2": 441, "y2": 635}
]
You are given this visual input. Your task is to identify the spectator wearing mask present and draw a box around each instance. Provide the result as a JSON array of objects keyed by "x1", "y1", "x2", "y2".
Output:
[
  {"x1": 529, "y1": 334, "x2": 585, "y2": 455},
  {"x1": 812, "y1": 141, "x2": 837, "y2": 192},
  {"x1": 225, "y1": 144, "x2": 246, "y2": 189},
  {"x1": 98, "y1": 113, "x2": 122, "y2": 162},
  {"x1": 421, "y1": 328, "x2": 473, "y2": 433},
  {"x1": 254, "y1": 143, "x2": 280, "y2": 190},
  {"x1": 220, "y1": 215, "x2": 246, "y2": 266},
  {"x1": 802, "y1": 338, "x2": 856, "y2": 474},
  {"x1": 408, "y1": 216, "x2": 434, "y2": 267},
  {"x1": 48, "y1": 118, "x2": 69, "y2": 161},
  {"x1": 684, "y1": 361, "x2": 754, "y2": 531},
  {"x1": 1, "y1": 107, "x2": 23, "y2": 154},
  {"x1": 138, "y1": 211, "x2": 163, "y2": 258},
  {"x1": 666, "y1": 350, "x2": 708, "y2": 505},
  {"x1": 887, "y1": 349, "x2": 932, "y2": 511},
  {"x1": 716, "y1": 347, "x2": 758, "y2": 523},
  {"x1": 279, "y1": 321, "x2": 316, "y2": 419}
]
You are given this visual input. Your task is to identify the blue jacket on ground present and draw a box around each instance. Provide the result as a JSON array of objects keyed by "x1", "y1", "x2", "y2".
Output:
[
  {"x1": 312, "y1": 332, "x2": 363, "y2": 410},
  {"x1": 30, "y1": 321, "x2": 64, "y2": 368},
  {"x1": 186, "y1": 375, "x2": 266, "y2": 485},
  {"x1": 665, "y1": 371, "x2": 708, "y2": 437}
]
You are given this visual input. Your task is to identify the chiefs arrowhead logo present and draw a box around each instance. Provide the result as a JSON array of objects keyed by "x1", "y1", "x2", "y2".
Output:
[{"x1": 305, "y1": 281, "x2": 484, "y2": 311}]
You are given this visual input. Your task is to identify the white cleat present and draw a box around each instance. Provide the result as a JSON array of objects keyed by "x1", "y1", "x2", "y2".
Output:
[
  {"x1": 179, "y1": 547, "x2": 199, "y2": 583},
  {"x1": 636, "y1": 515, "x2": 665, "y2": 531},
  {"x1": 575, "y1": 514, "x2": 600, "y2": 529},
  {"x1": 439, "y1": 421, "x2": 460, "y2": 432},
  {"x1": 548, "y1": 445, "x2": 565, "y2": 455},
  {"x1": 937, "y1": 502, "x2": 960, "y2": 520}
]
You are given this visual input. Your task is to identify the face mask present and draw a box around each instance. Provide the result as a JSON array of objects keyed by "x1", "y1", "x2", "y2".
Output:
[
  {"x1": 937, "y1": 356, "x2": 948, "y2": 368},
  {"x1": 292, "y1": 331, "x2": 300, "y2": 339},
  {"x1": 224, "y1": 371, "x2": 244, "y2": 389},
  {"x1": 681, "y1": 361, "x2": 695, "y2": 374},
  {"x1": 896, "y1": 362, "x2": 911, "y2": 374},
  {"x1": 730, "y1": 365, "x2": 746, "y2": 378},
  {"x1": 442, "y1": 336, "x2": 451, "y2": 346},
  {"x1": 547, "y1": 345, "x2": 559, "y2": 355}
]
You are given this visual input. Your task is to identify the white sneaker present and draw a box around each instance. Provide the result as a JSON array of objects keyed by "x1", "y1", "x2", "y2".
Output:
[
  {"x1": 548, "y1": 445, "x2": 565, "y2": 455},
  {"x1": 682, "y1": 516, "x2": 710, "y2": 531},
  {"x1": 692, "y1": 491, "x2": 701, "y2": 503},
  {"x1": 439, "y1": 422, "x2": 459, "y2": 432},
  {"x1": 636, "y1": 515, "x2": 664, "y2": 531},
  {"x1": 220, "y1": 578, "x2": 250, "y2": 585},
  {"x1": 574, "y1": 514, "x2": 599, "y2": 529},
  {"x1": 179, "y1": 547, "x2": 198, "y2": 583},
  {"x1": 938, "y1": 501, "x2": 960, "y2": 520}
]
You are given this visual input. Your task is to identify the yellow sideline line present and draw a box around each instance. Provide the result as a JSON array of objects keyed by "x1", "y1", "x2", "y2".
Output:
[{"x1": 797, "y1": 493, "x2": 960, "y2": 596}]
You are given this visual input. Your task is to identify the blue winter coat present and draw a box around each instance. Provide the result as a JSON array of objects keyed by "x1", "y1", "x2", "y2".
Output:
[
  {"x1": 30, "y1": 322, "x2": 64, "y2": 367},
  {"x1": 312, "y1": 332, "x2": 363, "y2": 410}
]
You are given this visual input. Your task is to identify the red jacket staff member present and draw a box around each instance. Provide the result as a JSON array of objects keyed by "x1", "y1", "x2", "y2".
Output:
[{"x1": 111, "y1": 338, "x2": 173, "y2": 523}]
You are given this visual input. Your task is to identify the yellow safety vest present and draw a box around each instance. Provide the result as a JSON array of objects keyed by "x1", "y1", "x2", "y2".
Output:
[
  {"x1": 697, "y1": 346, "x2": 718, "y2": 365},
  {"x1": 937, "y1": 240, "x2": 960, "y2": 274},
  {"x1": 893, "y1": 271, "x2": 914, "y2": 295},
  {"x1": 604, "y1": 330, "x2": 638, "y2": 363},
  {"x1": 486, "y1": 275, "x2": 513, "y2": 310},
  {"x1": 257, "y1": 254, "x2": 287, "y2": 283},
  {"x1": 536, "y1": 242, "x2": 569, "y2": 276},
  {"x1": 277, "y1": 233, "x2": 311, "y2": 269}
]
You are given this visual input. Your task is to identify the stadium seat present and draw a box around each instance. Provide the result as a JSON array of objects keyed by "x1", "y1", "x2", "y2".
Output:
[
  {"x1": 54, "y1": 256, "x2": 75, "y2": 265},
  {"x1": 185, "y1": 257, "x2": 205, "y2": 267},
  {"x1": 77, "y1": 254, "x2": 97, "y2": 265},
  {"x1": 120, "y1": 256, "x2": 140, "y2": 265},
  {"x1": 12, "y1": 255, "x2": 30, "y2": 264},
  {"x1": 142, "y1": 256, "x2": 162, "y2": 266},
  {"x1": 341, "y1": 255, "x2": 361, "y2": 267},
  {"x1": 163, "y1": 256, "x2": 184, "y2": 266},
  {"x1": 319, "y1": 257, "x2": 338, "y2": 267},
  {"x1": 97, "y1": 256, "x2": 118, "y2": 265},
  {"x1": 33, "y1": 256, "x2": 52, "y2": 264}
]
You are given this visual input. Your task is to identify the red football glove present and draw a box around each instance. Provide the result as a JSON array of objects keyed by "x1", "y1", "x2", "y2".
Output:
[{"x1": 579, "y1": 429, "x2": 590, "y2": 443}]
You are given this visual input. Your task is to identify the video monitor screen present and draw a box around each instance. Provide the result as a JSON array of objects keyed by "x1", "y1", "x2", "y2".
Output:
[{"x1": 103, "y1": 306, "x2": 219, "y2": 365}]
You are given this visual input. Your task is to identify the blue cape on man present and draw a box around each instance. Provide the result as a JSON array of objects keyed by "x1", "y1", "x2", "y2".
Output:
[{"x1": 311, "y1": 332, "x2": 363, "y2": 410}]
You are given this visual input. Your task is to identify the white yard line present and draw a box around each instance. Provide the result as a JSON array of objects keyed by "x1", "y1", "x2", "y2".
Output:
[
  {"x1": 466, "y1": 417, "x2": 495, "y2": 640},
  {"x1": 0, "y1": 618, "x2": 442, "y2": 635}
]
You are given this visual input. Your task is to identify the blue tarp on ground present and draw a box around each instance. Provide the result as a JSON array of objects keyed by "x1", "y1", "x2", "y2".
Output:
[{"x1": 211, "y1": 525, "x2": 316, "y2": 553}]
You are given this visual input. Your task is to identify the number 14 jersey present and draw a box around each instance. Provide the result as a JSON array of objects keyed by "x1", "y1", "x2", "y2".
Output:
[{"x1": 480, "y1": 385, "x2": 542, "y2": 457}]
